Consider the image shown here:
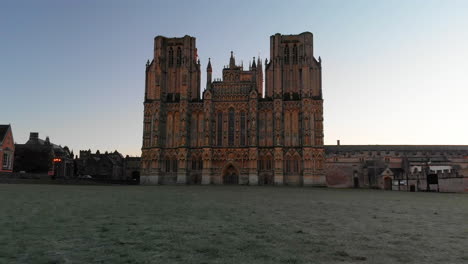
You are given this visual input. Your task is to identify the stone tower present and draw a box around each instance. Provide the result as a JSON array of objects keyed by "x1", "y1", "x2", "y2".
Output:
[{"x1": 264, "y1": 32, "x2": 325, "y2": 186}]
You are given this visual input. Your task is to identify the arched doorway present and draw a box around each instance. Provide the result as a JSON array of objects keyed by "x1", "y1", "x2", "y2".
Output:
[
  {"x1": 384, "y1": 177, "x2": 392, "y2": 190},
  {"x1": 223, "y1": 165, "x2": 239, "y2": 185},
  {"x1": 131, "y1": 171, "x2": 140, "y2": 184}
]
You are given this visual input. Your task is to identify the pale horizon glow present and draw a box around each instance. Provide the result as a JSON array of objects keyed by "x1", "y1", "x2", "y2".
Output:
[{"x1": 1, "y1": 0, "x2": 467, "y2": 157}]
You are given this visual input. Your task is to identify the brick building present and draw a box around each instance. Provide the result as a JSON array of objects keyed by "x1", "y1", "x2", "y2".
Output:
[
  {"x1": 141, "y1": 32, "x2": 325, "y2": 185},
  {"x1": 325, "y1": 144, "x2": 468, "y2": 192},
  {"x1": 0, "y1": 125, "x2": 15, "y2": 173}
]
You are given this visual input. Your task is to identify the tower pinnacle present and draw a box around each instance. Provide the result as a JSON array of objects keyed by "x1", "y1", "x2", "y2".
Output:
[{"x1": 229, "y1": 51, "x2": 236, "y2": 68}]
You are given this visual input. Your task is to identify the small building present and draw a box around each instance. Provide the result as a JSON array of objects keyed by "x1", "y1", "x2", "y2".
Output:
[
  {"x1": 75, "y1": 151, "x2": 141, "y2": 182},
  {"x1": 76, "y1": 150, "x2": 124, "y2": 180},
  {"x1": 14, "y1": 132, "x2": 74, "y2": 178},
  {"x1": 0, "y1": 125, "x2": 15, "y2": 173}
]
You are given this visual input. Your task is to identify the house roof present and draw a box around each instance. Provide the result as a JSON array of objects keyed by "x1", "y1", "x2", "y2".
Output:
[{"x1": 0, "y1": 125, "x2": 10, "y2": 144}]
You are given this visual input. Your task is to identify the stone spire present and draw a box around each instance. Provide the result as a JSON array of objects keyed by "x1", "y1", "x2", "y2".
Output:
[
  {"x1": 207, "y1": 57, "x2": 212, "y2": 72},
  {"x1": 229, "y1": 51, "x2": 235, "y2": 68},
  {"x1": 252, "y1": 57, "x2": 256, "y2": 69},
  {"x1": 206, "y1": 58, "x2": 212, "y2": 90}
]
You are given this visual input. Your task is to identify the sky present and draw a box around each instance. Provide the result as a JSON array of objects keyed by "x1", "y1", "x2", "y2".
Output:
[{"x1": 1, "y1": 0, "x2": 467, "y2": 156}]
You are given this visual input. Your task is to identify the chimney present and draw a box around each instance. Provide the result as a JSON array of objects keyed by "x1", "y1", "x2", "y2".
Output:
[
  {"x1": 30, "y1": 132, "x2": 39, "y2": 140},
  {"x1": 337, "y1": 140, "x2": 340, "y2": 146}
]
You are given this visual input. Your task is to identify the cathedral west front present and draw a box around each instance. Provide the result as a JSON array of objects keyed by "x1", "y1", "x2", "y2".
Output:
[{"x1": 140, "y1": 32, "x2": 325, "y2": 186}]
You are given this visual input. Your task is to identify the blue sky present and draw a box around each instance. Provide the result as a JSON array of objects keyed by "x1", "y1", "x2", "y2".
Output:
[{"x1": 1, "y1": 0, "x2": 467, "y2": 156}]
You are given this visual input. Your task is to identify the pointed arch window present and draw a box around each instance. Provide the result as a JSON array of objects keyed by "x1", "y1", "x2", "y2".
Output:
[
  {"x1": 172, "y1": 159, "x2": 178, "y2": 172},
  {"x1": 293, "y1": 156, "x2": 300, "y2": 173},
  {"x1": 169, "y1": 48, "x2": 174, "y2": 66},
  {"x1": 285, "y1": 156, "x2": 291, "y2": 173},
  {"x1": 166, "y1": 113, "x2": 173, "y2": 147},
  {"x1": 165, "y1": 158, "x2": 171, "y2": 172},
  {"x1": 198, "y1": 159, "x2": 203, "y2": 170},
  {"x1": 266, "y1": 156, "x2": 272, "y2": 170},
  {"x1": 292, "y1": 45, "x2": 298, "y2": 64},
  {"x1": 176, "y1": 47, "x2": 182, "y2": 66},
  {"x1": 228, "y1": 108, "x2": 235, "y2": 146},
  {"x1": 191, "y1": 158, "x2": 197, "y2": 170},
  {"x1": 240, "y1": 111, "x2": 246, "y2": 146},
  {"x1": 217, "y1": 112, "x2": 223, "y2": 146},
  {"x1": 284, "y1": 45, "x2": 289, "y2": 64}
]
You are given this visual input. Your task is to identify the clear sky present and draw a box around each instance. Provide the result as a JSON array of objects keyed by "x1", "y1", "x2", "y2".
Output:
[{"x1": 1, "y1": 0, "x2": 467, "y2": 156}]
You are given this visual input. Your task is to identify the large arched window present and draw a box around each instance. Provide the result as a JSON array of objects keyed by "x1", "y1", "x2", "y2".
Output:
[
  {"x1": 191, "y1": 114, "x2": 198, "y2": 147},
  {"x1": 198, "y1": 113, "x2": 204, "y2": 147},
  {"x1": 259, "y1": 112, "x2": 266, "y2": 146},
  {"x1": 266, "y1": 112, "x2": 273, "y2": 146},
  {"x1": 168, "y1": 48, "x2": 174, "y2": 67},
  {"x1": 191, "y1": 158, "x2": 197, "y2": 170},
  {"x1": 165, "y1": 158, "x2": 171, "y2": 172},
  {"x1": 292, "y1": 111, "x2": 299, "y2": 146},
  {"x1": 285, "y1": 156, "x2": 291, "y2": 173},
  {"x1": 240, "y1": 111, "x2": 246, "y2": 146},
  {"x1": 198, "y1": 159, "x2": 203, "y2": 171},
  {"x1": 284, "y1": 111, "x2": 291, "y2": 146},
  {"x1": 266, "y1": 156, "x2": 273, "y2": 170},
  {"x1": 172, "y1": 158, "x2": 178, "y2": 172},
  {"x1": 176, "y1": 47, "x2": 182, "y2": 66},
  {"x1": 166, "y1": 113, "x2": 173, "y2": 147},
  {"x1": 292, "y1": 45, "x2": 298, "y2": 64},
  {"x1": 173, "y1": 112, "x2": 180, "y2": 147},
  {"x1": 284, "y1": 45, "x2": 289, "y2": 64},
  {"x1": 293, "y1": 156, "x2": 300, "y2": 173},
  {"x1": 217, "y1": 112, "x2": 223, "y2": 146},
  {"x1": 228, "y1": 108, "x2": 235, "y2": 146}
]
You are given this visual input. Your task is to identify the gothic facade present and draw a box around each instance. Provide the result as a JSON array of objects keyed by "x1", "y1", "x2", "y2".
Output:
[{"x1": 140, "y1": 32, "x2": 325, "y2": 186}]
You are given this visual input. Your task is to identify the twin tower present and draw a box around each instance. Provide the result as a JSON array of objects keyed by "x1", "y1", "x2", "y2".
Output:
[{"x1": 141, "y1": 32, "x2": 325, "y2": 186}]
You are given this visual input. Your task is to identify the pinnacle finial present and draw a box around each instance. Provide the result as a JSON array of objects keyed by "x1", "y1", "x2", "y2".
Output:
[{"x1": 229, "y1": 51, "x2": 236, "y2": 68}]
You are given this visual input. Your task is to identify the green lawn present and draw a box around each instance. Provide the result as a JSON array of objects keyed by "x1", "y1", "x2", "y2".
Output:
[{"x1": 0, "y1": 184, "x2": 467, "y2": 264}]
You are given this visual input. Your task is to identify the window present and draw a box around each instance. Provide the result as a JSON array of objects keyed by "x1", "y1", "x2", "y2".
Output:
[
  {"x1": 192, "y1": 159, "x2": 197, "y2": 170},
  {"x1": 3, "y1": 153, "x2": 9, "y2": 169},
  {"x1": 176, "y1": 47, "x2": 182, "y2": 66},
  {"x1": 168, "y1": 48, "x2": 174, "y2": 66},
  {"x1": 228, "y1": 108, "x2": 235, "y2": 146},
  {"x1": 259, "y1": 159, "x2": 264, "y2": 170},
  {"x1": 293, "y1": 158, "x2": 300, "y2": 173},
  {"x1": 266, "y1": 157, "x2": 272, "y2": 170},
  {"x1": 240, "y1": 112, "x2": 246, "y2": 146},
  {"x1": 292, "y1": 45, "x2": 298, "y2": 64},
  {"x1": 172, "y1": 159, "x2": 178, "y2": 172},
  {"x1": 198, "y1": 160, "x2": 203, "y2": 171},
  {"x1": 217, "y1": 112, "x2": 223, "y2": 146},
  {"x1": 284, "y1": 45, "x2": 289, "y2": 64},
  {"x1": 285, "y1": 158, "x2": 291, "y2": 173},
  {"x1": 191, "y1": 114, "x2": 198, "y2": 147},
  {"x1": 167, "y1": 113, "x2": 173, "y2": 147},
  {"x1": 165, "y1": 159, "x2": 171, "y2": 172}
]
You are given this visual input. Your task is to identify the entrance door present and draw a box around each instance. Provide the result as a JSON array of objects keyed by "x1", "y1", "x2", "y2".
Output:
[
  {"x1": 223, "y1": 165, "x2": 239, "y2": 185},
  {"x1": 353, "y1": 177, "x2": 359, "y2": 188},
  {"x1": 384, "y1": 177, "x2": 392, "y2": 190}
]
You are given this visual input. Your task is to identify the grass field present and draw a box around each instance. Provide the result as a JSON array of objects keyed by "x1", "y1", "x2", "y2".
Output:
[{"x1": 0, "y1": 184, "x2": 467, "y2": 264}]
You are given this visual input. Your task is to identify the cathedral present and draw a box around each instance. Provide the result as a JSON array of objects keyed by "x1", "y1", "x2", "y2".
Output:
[{"x1": 140, "y1": 32, "x2": 325, "y2": 186}]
